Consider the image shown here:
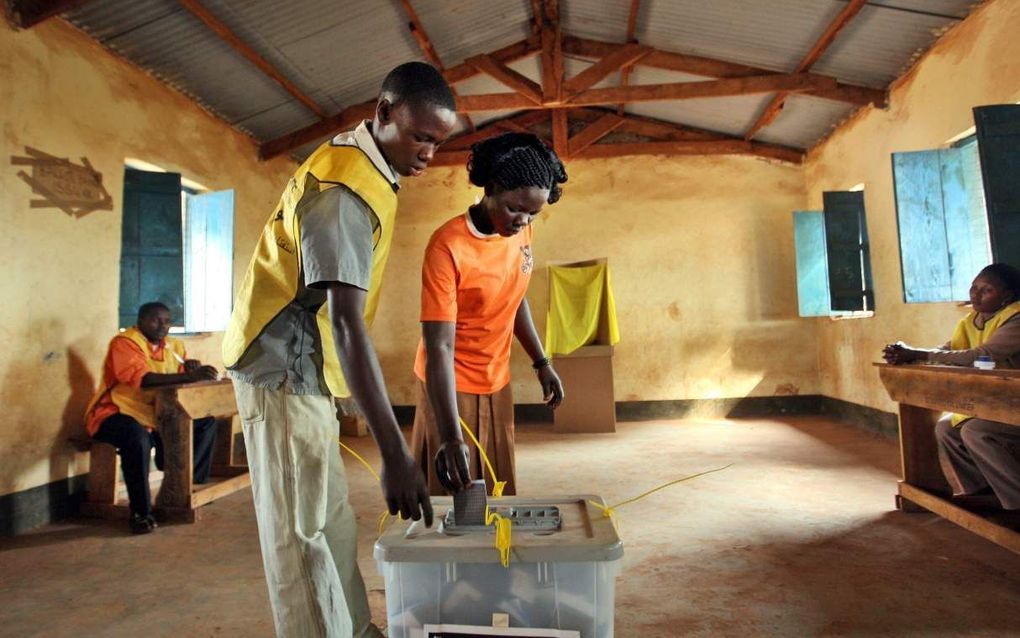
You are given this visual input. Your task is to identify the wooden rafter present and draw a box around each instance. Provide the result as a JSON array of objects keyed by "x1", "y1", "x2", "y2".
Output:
[
  {"x1": 441, "y1": 111, "x2": 550, "y2": 151},
  {"x1": 398, "y1": 0, "x2": 474, "y2": 132},
  {"x1": 466, "y1": 54, "x2": 543, "y2": 104},
  {"x1": 8, "y1": 0, "x2": 90, "y2": 28},
  {"x1": 618, "y1": 0, "x2": 642, "y2": 115},
  {"x1": 539, "y1": 0, "x2": 563, "y2": 103},
  {"x1": 431, "y1": 108, "x2": 804, "y2": 165},
  {"x1": 177, "y1": 0, "x2": 325, "y2": 118},
  {"x1": 259, "y1": 101, "x2": 374, "y2": 160},
  {"x1": 744, "y1": 0, "x2": 869, "y2": 140},
  {"x1": 454, "y1": 73, "x2": 835, "y2": 112},
  {"x1": 260, "y1": 38, "x2": 539, "y2": 160},
  {"x1": 552, "y1": 110, "x2": 569, "y2": 157},
  {"x1": 567, "y1": 112, "x2": 625, "y2": 156},
  {"x1": 562, "y1": 36, "x2": 885, "y2": 107},
  {"x1": 561, "y1": 43, "x2": 650, "y2": 97}
]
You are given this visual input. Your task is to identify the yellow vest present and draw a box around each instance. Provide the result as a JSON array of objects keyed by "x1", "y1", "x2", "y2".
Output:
[
  {"x1": 948, "y1": 300, "x2": 1020, "y2": 426},
  {"x1": 86, "y1": 327, "x2": 186, "y2": 429},
  {"x1": 222, "y1": 144, "x2": 398, "y2": 397}
]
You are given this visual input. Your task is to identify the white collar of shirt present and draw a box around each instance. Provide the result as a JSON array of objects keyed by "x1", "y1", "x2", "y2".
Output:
[
  {"x1": 331, "y1": 120, "x2": 400, "y2": 188},
  {"x1": 465, "y1": 210, "x2": 498, "y2": 239}
]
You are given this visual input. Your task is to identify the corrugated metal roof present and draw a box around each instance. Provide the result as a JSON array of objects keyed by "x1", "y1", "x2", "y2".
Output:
[
  {"x1": 811, "y1": 3, "x2": 965, "y2": 87},
  {"x1": 412, "y1": 0, "x2": 533, "y2": 68},
  {"x1": 62, "y1": 0, "x2": 982, "y2": 159},
  {"x1": 750, "y1": 95, "x2": 858, "y2": 149}
]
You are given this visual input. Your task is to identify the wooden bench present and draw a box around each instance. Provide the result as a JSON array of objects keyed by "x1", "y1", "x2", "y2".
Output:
[
  {"x1": 80, "y1": 378, "x2": 249, "y2": 523},
  {"x1": 875, "y1": 363, "x2": 1020, "y2": 554}
]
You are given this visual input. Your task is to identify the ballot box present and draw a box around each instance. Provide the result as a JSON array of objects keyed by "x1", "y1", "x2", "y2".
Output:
[{"x1": 374, "y1": 495, "x2": 624, "y2": 638}]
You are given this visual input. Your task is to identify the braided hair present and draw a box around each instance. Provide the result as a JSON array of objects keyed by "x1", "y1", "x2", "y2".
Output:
[
  {"x1": 467, "y1": 133, "x2": 568, "y2": 204},
  {"x1": 978, "y1": 263, "x2": 1020, "y2": 300}
]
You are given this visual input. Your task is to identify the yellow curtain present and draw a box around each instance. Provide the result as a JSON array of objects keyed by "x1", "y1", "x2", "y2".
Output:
[{"x1": 545, "y1": 262, "x2": 620, "y2": 356}]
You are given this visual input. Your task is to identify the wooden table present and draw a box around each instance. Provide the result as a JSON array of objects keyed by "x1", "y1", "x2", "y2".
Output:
[
  {"x1": 875, "y1": 363, "x2": 1020, "y2": 553},
  {"x1": 82, "y1": 378, "x2": 249, "y2": 523}
]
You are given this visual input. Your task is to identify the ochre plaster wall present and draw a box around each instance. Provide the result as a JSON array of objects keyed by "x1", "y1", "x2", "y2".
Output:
[
  {"x1": 0, "y1": 19, "x2": 296, "y2": 497},
  {"x1": 375, "y1": 154, "x2": 816, "y2": 407},
  {"x1": 804, "y1": 0, "x2": 1020, "y2": 412}
]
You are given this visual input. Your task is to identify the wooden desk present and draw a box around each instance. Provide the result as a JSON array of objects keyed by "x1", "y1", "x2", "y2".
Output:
[
  {"x1": 875, "y1": 363, "x2": 1020, "y2": 553},
  {"x1": 82, "y1": 378, "x2": 249, "y2": 523}
]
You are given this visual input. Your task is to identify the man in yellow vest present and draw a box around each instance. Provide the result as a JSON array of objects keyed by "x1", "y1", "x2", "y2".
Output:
[
  {"x1": 86, "y1": 302, "x2": 219, "y2": 534},
  {"x1": 223, "y1": 62, "x2": 461, "y2": 638}
]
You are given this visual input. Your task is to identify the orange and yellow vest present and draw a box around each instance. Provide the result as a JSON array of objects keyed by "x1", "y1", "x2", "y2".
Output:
[
  {"x1": 948, "y1": 300, "x2": 1020, "y2": 426},
  {"x1": 85, "y1": 327, "x2": 186, "y2": 431},
  {"x1": 221, "y1": 144, "x2": 398, "y2": 397}
]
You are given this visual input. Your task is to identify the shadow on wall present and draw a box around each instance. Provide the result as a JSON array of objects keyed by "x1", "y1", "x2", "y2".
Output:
[{"x1": 0, "y1": 346, "x2": 95, "y2": 533}]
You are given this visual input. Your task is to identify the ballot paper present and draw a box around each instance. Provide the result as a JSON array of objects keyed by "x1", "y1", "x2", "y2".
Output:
[{"x1": 453, "y1": 479, "x2": 487, "y2": 526}]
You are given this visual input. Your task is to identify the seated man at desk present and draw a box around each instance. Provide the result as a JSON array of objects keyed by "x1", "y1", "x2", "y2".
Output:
[
  {"x1": 85, "y1": 302, "x2": 219, "y2": 534},
  {"x1": 883, "y1": 263, "x2": 1020, "y2": 511}
]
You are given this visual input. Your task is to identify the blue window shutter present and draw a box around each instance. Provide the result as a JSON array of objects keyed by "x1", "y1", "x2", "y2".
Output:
[
  {"x1": 793, "y1": 211, "x2": 831, "y2": 316},
  {"x1": 823, "y1": 191, "x2": 874, "y2": 312},
  {"x1": 120, "y1": 169, "x2": 183, "y2": 328},
  {"x1": 184, "y1": 190, "x2": 235, "y2": 332},
  {"x1": 941, "y1": 139, "x2": 992, "y2": 298},
  {"x1": 974, "y1": 105, "x2": 1020, "y2": 271},
  {"x1": 892, "y1": 150, "x2": 952, "y2": 303}
]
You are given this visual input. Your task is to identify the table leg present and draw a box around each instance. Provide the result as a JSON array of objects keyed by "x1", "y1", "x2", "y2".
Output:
[
  {"x1": 897, "y1": 403, "x2": 951, "y2": 510},
  {"x1": 154, "y1": 391, "x2": 194, "y2": 519}
]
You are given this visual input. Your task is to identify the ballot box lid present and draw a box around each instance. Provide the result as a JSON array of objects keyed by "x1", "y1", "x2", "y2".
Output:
[{"x1": 374, "y1": 494, "x2": 624, "y2": 564}]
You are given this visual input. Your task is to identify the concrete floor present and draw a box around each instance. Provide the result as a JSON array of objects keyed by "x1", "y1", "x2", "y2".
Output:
[{"x1": 2, "y1": 416, "x2": 1019, "y2": 637}]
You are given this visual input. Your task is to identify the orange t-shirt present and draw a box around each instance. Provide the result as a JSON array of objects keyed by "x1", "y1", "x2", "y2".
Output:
[
  {"x1": 414, "y1": 213, "x2": 535, "y2": 394},
  {"x1": 86, "y1": 337, "x2": 183, "y2": 435}
]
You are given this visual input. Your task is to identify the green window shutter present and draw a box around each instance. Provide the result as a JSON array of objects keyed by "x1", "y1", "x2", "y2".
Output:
[
  {"x1": 119, "y1": 168, "x2": 183, "y2": 328},
  {"x1": 823, "y1": 190, "x2": 874, "y2": 312},
  {"x1": 974, "y1": 105, "x2": 1020, "y2": 270},
  {"x1": 792, "y1": 211, "x2": 831, "y2": 316}
]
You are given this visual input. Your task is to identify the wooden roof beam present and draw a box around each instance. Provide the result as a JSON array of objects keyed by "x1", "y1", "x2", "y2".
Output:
[
  {"x1": 465, "y1": 54, "x2": 543, "y2": 104},
  {"x1": 562, "y1": 43, "x2": 651, "y2": 97},
  {"x1": 539, "y1": 0, "x2": 563, "y2": 103},
  {"x1": 552, "y1": 110, "x2": 569, "y2": 157},
  {"x1": 441, "y1": 111, "x2": 550, "y2": 151},
  {"x1": 259, "y1": 101, "x2": 374, "y2": 160},
  {"x1": 398, "y1": 0, "x2": 474, "y2": 131},
  {"x1": 562, "y1": 35, "x2": 885, "y2": 107},
  {"x1": 744, "y1": 0, "x2": 869, "y2": 140},
  {"x1": 177, "y1": 0, "x2": 325, "y2": 118},
  {"x1": 261, "y1": 38, "x2": 540, "y2": 160},
  {"x1": 8, "y1": 0, "x2": 91, "y2": 27},
  {"x1": 454, "y1": 73, "x2": 836, "y2": 112},
  {"x1": 430, "y1": 109, "x2": 804, "y2": 165},
  {"x1": 573, "y1": 139, "x2": 803, "y2": 164},
  {"x1": 618, "y1": 0, "x2": 642, "y2": 115},
  {"x1": 567, "y1": 112, "x2": 625, "y2": 156}
]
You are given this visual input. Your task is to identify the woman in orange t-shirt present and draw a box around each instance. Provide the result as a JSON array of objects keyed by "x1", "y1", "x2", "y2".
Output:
[{"x1": 411, "y1": 133, "x2": 567, "y2": 496}]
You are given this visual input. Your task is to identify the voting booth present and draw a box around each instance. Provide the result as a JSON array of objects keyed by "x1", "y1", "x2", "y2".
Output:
[{"x1": 545, "y1": 259, "x2": 620, "y2": 434}]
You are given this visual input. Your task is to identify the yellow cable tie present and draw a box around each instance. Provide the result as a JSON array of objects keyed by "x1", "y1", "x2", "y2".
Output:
[
  {"x1": 587, "y1": 464, "x2": 733, "y2": 532},
  {"x1": 485, "y1": 506, "x2": 513, "y2": 568},
  {"x1": 458, "y1": 418, "x2": 504, "y2": 497},
  {"x1": 337, "y1": 438, "x2": 381, "y2": 483}
]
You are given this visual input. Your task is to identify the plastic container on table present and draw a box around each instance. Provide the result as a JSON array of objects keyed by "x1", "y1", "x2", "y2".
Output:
[
  {"x1": 974, "y1": 355, "x2": 996, "y2": 370},
  {"x1": 374, "y1": 494, "x2": 624, "y2": 638}
]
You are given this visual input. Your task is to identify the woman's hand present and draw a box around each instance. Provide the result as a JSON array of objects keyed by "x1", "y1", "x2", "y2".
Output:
[
  {"x1": 434, "y1": 439, "x2": 472, "y2": 493},
  {"x1": 537, "y1": 365, "x2": 564, "y2": 409},
  {"x1": 883, "y1": 342, "x2": 926, "y2": 365}
]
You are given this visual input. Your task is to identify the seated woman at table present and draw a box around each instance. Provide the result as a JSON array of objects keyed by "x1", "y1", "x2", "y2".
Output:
[{"x1": 883, "y1": 263, "x2": 1020, "y2": 510}]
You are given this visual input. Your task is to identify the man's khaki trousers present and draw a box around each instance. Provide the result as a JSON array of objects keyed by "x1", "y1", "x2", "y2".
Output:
[{"x1": 234, "y1": 379, "x2": 382, "y2": 638}]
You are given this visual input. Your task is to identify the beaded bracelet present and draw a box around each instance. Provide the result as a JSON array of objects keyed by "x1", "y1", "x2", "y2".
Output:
[{"x1": 532, "y1": 356, "x2": 551, "y2": 370}]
